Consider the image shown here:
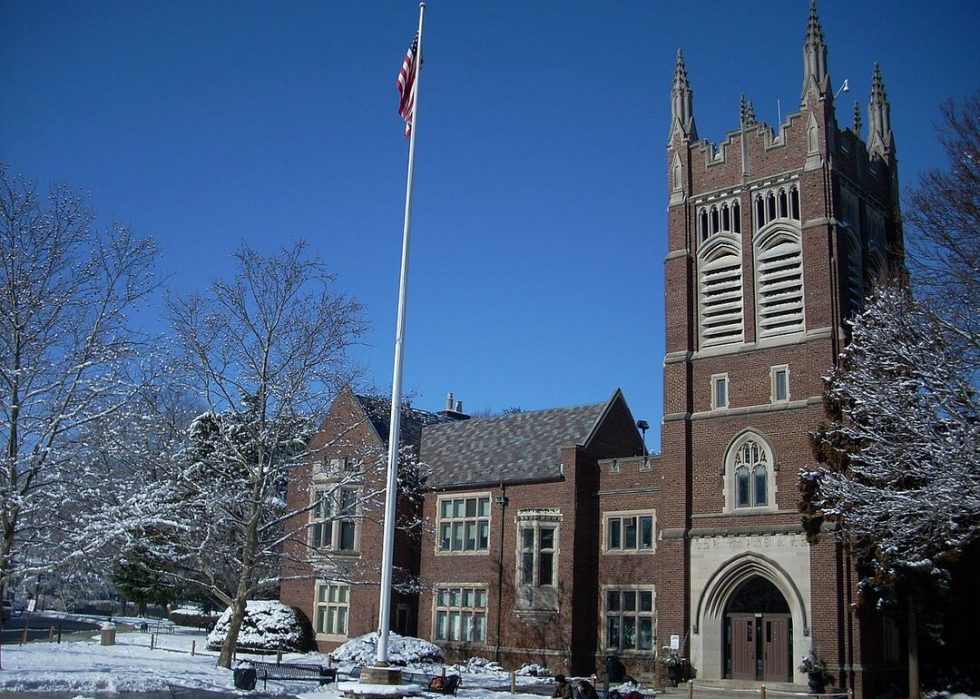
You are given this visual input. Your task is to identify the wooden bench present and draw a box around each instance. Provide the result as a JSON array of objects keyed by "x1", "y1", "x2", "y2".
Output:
[
  {"x1": 244, "y1": 661, "x2": 337, "y2": 690},
  {"x1": 139, "y1": 620, "x2": 176, "y2": 634}
]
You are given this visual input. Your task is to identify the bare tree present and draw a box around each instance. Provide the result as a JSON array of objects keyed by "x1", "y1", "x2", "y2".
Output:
[
  {"x1": 0, "y1": 165, "x2": 159, "y2": 600},
  {"x1": 905, "y1": 90, "x2": 980, "y2": 359},
  {"x1": 140, "y1": 241, "x2": 368, "y2": 668}
]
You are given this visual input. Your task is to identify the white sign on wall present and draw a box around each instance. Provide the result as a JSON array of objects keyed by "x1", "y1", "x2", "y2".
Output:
[{"x1": 670, "y1": 634, "x2": 680, "y2": 650}]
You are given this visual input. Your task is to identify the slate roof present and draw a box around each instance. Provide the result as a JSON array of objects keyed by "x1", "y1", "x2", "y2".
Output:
[
  {"x1": 420, "y1": 400, "x2": 610, "y2": 489},
  {"x1": 354, "y1": 394, "x2": 455, "y2": 448}
]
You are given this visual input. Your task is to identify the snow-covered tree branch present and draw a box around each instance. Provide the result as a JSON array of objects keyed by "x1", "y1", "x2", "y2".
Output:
[{"x1": 0, "y1": 165, "x2": 159, "y2": 599}]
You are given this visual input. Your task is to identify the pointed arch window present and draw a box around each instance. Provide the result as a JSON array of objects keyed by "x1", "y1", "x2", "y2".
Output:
[
  {"x1": 842, "y1": 230, "x2": 865, "y2": 315},
  {"x1": 732, "y1": 201, "x2": 741, "y2": 234},
  {"x1": 725, "y1": 434, "x2": 776, "y2": 512},
  {"x1": 699, "y1": 210, "x2": 709, "y2": 243},
  {"x1": 790, "y1": 187, "x2": 800, "y2": 220}
]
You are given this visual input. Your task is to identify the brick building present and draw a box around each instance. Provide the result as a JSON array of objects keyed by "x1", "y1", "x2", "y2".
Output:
[
  {"x1": 280, "y1": 389, "x2": 457, "y2": 648},
  {"x1": 282, "y1": 3, "x2": 905, "y2": 693}
]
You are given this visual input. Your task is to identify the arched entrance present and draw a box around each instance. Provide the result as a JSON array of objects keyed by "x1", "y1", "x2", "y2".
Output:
[{"x1": 724, "y1": 576, "x2": 792, "y2": 681}]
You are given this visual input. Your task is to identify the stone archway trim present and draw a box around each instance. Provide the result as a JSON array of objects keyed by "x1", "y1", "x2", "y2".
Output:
[{"x1": 693, "y1": 550, "x2": 809, "y2": 636}]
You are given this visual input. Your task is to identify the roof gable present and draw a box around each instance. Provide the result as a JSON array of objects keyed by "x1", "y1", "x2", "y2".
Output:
[{"x1": 353, "y1": 393, "x2": 454, "y2": 448}]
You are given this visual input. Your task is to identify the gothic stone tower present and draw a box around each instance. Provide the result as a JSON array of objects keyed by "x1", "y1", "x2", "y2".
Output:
[{"x1": 660, "y1": 3, "x2": 903, "y2": 692}]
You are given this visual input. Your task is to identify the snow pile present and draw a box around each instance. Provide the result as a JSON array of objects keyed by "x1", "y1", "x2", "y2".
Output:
[
  {"x1": 331, "y1": 631, "x2": 444, "y2": 667},
  {"x1": 515, "y1": 663, "x2": 551, "y2": 677},
  {"x1": 206, "y1": 600, "x2": 314, "y2": 652}
]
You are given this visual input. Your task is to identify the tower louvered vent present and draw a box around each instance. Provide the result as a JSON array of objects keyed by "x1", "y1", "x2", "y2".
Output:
[
  {"x1": 699, "y1": 245, "x2": 744, "y2": 347},
  {"x1": 756, "y1": 234, "x2": 805, "y2": 337}
]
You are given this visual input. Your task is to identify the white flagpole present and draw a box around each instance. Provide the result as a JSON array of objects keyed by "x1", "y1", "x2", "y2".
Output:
[{"x1": 377, "y1": 1, "x2": 425, "y2": 667}]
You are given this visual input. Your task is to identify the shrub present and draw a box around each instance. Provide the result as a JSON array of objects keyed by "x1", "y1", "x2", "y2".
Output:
[
  {"x1": 331, "y1": 631, "x2": 443, "y2": 667},
  {"x1": 206, "y1": 600, "x2": 314, "y2": 653}
]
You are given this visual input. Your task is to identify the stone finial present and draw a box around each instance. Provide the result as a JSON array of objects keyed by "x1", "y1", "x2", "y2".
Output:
[
  {"x1": 670, "y1": 49, "x2": 698, "y2": 143},
  {"x1": 801, "y1": 0, "x2": 831, "y2": 101},
  {"x1": 867, "y1": 63, "x2": 895, "y2": 160}
]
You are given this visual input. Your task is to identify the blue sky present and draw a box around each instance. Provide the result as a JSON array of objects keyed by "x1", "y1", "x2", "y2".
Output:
[{"x1": 2, "y1": 1, "x2": 978, "y2": 449}]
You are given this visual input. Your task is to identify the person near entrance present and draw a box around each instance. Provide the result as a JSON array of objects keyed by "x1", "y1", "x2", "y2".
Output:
[
  {"x1": 575, "y1": 679, "x2": 600, "y2": 699},
  {"x1": 551, "y1": 674, "x2": 573, "y2": 698},
  {"x1": 605, "y1": 655, "x2": 628, "y2": 683}
]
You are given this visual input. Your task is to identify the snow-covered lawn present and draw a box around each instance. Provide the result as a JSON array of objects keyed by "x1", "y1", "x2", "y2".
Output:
[{"x1": 0, "y1": 618, "x2": 558, "y2": 698}]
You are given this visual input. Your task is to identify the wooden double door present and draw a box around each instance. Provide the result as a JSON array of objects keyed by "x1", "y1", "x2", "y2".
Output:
[{"x1": 728, "y1": 614, "x2": 791, "y2": 682}]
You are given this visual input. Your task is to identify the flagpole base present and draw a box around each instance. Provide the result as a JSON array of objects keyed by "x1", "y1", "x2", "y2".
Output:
[
  {"x1": 360, "y1": 666, "x2": 404, "y2": 685},
  {"x1": 339, "y1": 666, "x2": 420, "y2": 698}
]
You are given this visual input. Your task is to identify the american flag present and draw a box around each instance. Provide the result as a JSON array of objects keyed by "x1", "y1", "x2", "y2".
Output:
[{"x1": 396, "y1": 33, "x2": 419, "y2": 138}]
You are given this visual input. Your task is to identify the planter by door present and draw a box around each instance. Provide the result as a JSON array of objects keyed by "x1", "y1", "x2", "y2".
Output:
[{"x1": 807, "y1": 673, "x2": 826, "y2": 694}]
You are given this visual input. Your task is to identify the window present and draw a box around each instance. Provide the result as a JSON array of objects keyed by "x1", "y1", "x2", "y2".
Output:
[
  {"x1": 605, "y1": 511, "x2": 655, "y2": 553},
  {"x1": 519, "y1": 524, "x2": 556, "y2": 586},
  {"x1": 311, "y1": 487, "x2": 358, "y2": 551},
  {"x1": 433, "y1": 586, "x2": 487, "y2": 643},
  {"x1": 842, "y1": 231, "x2": 865, "y2": 315},
  {"x1": 437, "y1": 495, "x2": 491, "y2": 553},
  {"x1": 604, "y1": 588, "x2": 655, "y2": 652},
  {"x1": 753, "y1": 186, "x2": 800, "y2": 229},
  {"x1": 771, "y1": 366, "x2": 789, "y2": 403},
  {"x1": 322, "y1": 456, "x2": 361, "y2": 478},
  {"x1": 315, "y1": 583, "x2": 349, "y2": 637},
  {"x1": 711, "y1": 374, "x2": 729, "y2": 410},
  {"x1": 731, "y1": 438, "x2": 770, "y2": 509}
]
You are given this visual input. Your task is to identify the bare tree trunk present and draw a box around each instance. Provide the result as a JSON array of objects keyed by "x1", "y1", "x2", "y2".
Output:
[
  {"x1": 908, "y1": 595, "x2": 920, "y2": 699},
  {"x1": 218, "y1": 593, "x2": 248, "y2": 669},
  {"x1": 217, "y1": 473, "x2": 263, "y2": 669}
]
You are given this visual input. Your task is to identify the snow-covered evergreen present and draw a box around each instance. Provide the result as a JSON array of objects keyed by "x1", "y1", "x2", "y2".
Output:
[{"x1": 807, "y1": 284, "x2": 979, "y2": 591}]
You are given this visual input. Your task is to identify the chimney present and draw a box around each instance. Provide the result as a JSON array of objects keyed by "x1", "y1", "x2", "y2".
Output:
[{"x1": 438, "y1": 392, "x2": 470, "y2": 421}]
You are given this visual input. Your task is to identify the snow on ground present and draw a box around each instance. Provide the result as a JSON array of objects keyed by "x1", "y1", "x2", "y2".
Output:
[{"x1": 0, "y1": 618, "x2": 557, "y2": 698}]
